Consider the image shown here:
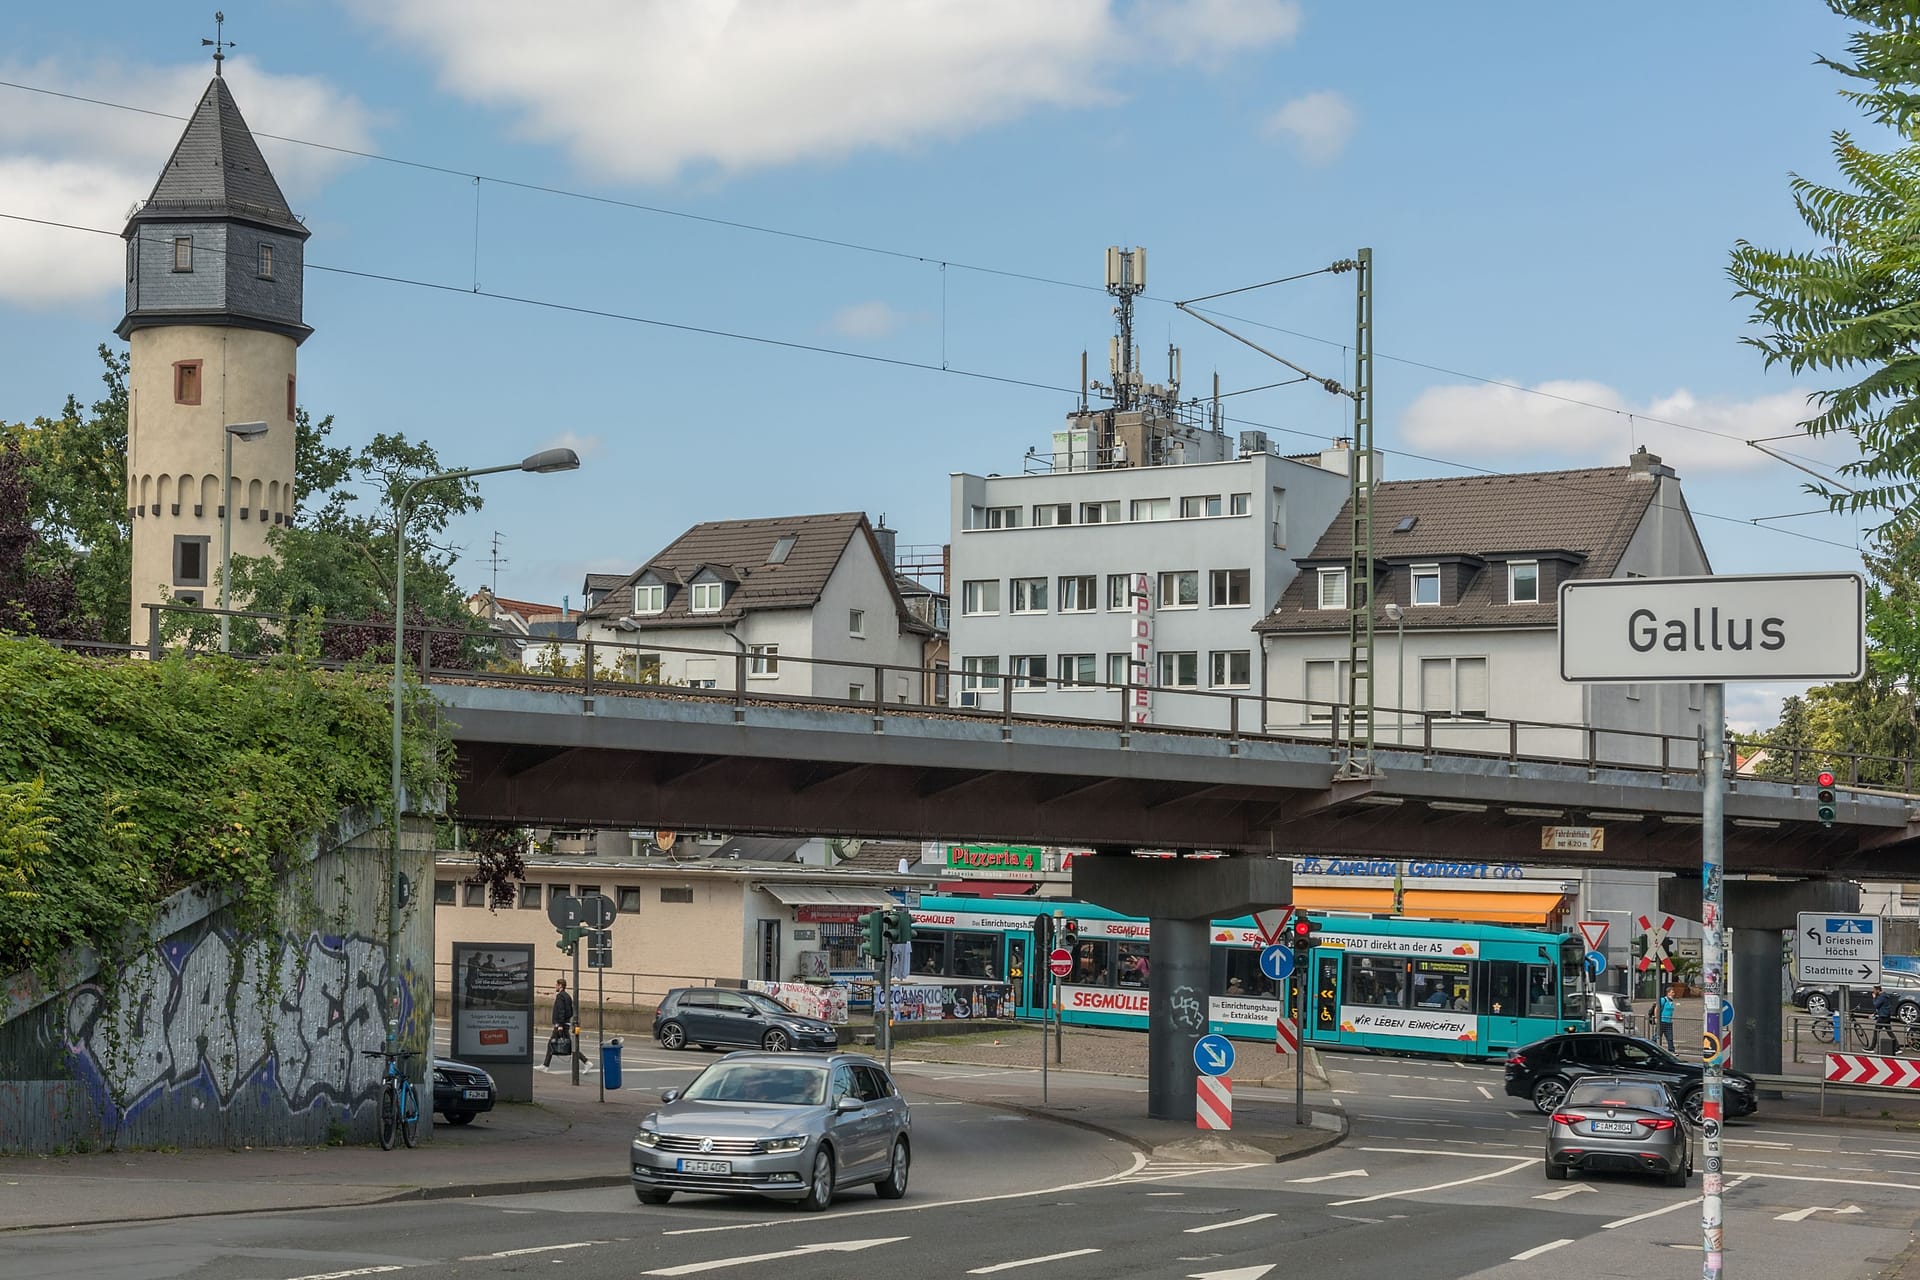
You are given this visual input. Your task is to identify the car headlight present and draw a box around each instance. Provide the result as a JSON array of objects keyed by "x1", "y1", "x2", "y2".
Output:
[
  {"x1": 433, "y1": 1070, "x2": 449, "y2": 1086},
  {"x1": 633, "y1": 1128, "x2": 661, "y2": 1148},
  {"x1": 758, "y1": 1136, "x2": 808, "y2": 1154}
]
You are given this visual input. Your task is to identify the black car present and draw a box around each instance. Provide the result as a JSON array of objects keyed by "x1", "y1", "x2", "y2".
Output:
[
  {"x1": 1504, "y1": 1032, "x2": 1756, "y2": 1126},
  {"x1": 653, "y1": 988, "x2": 841, "y2": 1053},
  {"x1": 433, "y1": 1056, "x2": 496, "y2": 1125},
  {"x1": 1792, "y1": 970, "x2": 1920, "y2": 1022}
]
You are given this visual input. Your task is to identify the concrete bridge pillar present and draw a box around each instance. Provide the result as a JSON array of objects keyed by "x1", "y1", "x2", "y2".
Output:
[
  {"x1": 1659, "y1": 876, "x2": 1860, "y2": 1076},
  {"x1": 1074, "y1": 853, "x2": 1292, "y2": 1121}
]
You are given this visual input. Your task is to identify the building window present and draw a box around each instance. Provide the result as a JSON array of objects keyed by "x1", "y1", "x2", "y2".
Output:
[
  {"x1": 519, "y1": 883, "x2": 543, "y2": 909},
  {"x1": 173, "y1": 535, "x2": 210, "y2": 587},
  {"x1": 1157, "y1": 570, "x2": 1199, "y2": 609},
  {"x1": 633, "y1": 583, "x2": 665, "y2": 613},
  {"x1": 1059, "y1": 653, "x2": 1096, "y2": 686},
  {"x1": 1011, "y1": 577, "x2": 1048, "y2": 613},
  {"x1": 972, "y1": 505, "x2": 1021, "y2": 529},
  {"x1": 849, "y1": 683, "x2": 865, "y2": 700},
  {"x1": 849, "y1": 608, "x2": 865, "y2": 637},
  {"x1": 1421, "y1": 656, "x2": 1489, "y2": 718},
  {"x1": 1081, "y1": 500, "x2": 1120, "y2": 524},
  {"x1": 618, "y1": 886, "x2": 642, "y2": 912},
  {"x1": 962, "y1": 579, "x2": 1001, "y2": 615},
  {"x1": 934, "y1": 660, "x2": 949, "y2": 702},
  {"x1": 172, "y1": 236, "x2": 193, "y2": 272},
  {"x1": 575, "y1": 884, "x2": 600, "y2": 899},
  {"x1": 1032, "y1": 503, "x2": 1072, "y2": 527},
  {"x1": 1209, "y1": 568, "x2": 1249, "y2": 608},
  {"x1": 768, "y1": 534, "x2": 797, "y2": 564},
  {"x1": 1106, "y1": 573, "x2": 1133, "y2": 610},
  {"x1": 257, "y1": 242, "x2": 275, "y2": 279},
  {"x1": 1058, "y1": 575, "x2": 1096, "y2": 612},
  {"x1": 1210, "y1": 650, "x2": 1251, "y2": 688},
  {"x1": 1180, "y1": 494, "x2": 1222, "y2": 518},
  {"x1": 287, "y1": 375, "x2": 297, "y2": 421},
  {"x1": 172, "y1": 590, "x2": 203, "y2": 607},
  {"x1": 1509, "y1": 560, "x2": 1540, "y2": 604},
  {"x1": 1305, "y1": 659, "x2": 1353, "y2": 722},
  {"x1": 1130, "y1": 497, "x2": 1171, "y2": 522},
  {"x1": 1272, "y1": 487, "x2": 1288, "y2": 548},
  {"x1": 1011, "y1": 654, "x2": 1048, "y2": 689},
  {"x1": 1413, "y1": 566, "x2": 1441, "y2": 606},
  {"x1": 463, "y1": 882, "x2": 486, "y2": 907},
  {"x1": 961, "y1": 656, "x2": 1001, "y2": 691},
  {"x1": 173, "y1": 360, "x2": 202, "y2": 406},
  {"x1": 1230, "y1": 492, "x2": 1251, "y2": 515},
  {"x1": 749, "y1": 644, "x2": 779, "y2": 676},
  {"x1": 1317, "y1": 568, "x2": 1347, "y2": 610},
  {"x1": 684, "y1": 657, "x2": 718, "y2": 688},
  {"x1": 660, "y1": 886, "x2": 694, "y2": 904},
  {"x1": 1106, "y1": 653, "x2": 1133, "y2": 685},
  {"x1": 690, "y1": 581, "x2": 724, "y2": 612},
  {"x1": 1158, "y1": 651, "x2": 1198, "y2": 688},
  {"x1": 434, "y1": 880, "x2": 456, "y2": 906}
]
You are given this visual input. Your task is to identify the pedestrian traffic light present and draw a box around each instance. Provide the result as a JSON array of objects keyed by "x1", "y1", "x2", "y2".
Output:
[
  {"x1": 1816, "y1": 770, "x2": 1837, "y2": 828},
  {"x1": 555, "y1": 924, "x2": 581, "y2": 956},
  {"x1": 1290, "y1": 916, "x2": 1320, "y2": 950},
  {"x1": 858, "y1": 910, "x2": 887, "y2": 962}
]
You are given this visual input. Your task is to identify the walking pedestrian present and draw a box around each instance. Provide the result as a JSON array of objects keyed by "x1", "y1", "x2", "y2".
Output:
[
  {"x1": 544, "y1": 978, "x2": 586, "y2": 1069},
  {"x1": 1871, "y1": 985, "x2": 1897, "y2": 1055},
  {"x1": 1657, "y1": 982, "x2": 1677, "y2": 1051}
]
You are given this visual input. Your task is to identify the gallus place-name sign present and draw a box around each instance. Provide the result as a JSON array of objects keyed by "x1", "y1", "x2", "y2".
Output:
[{"x1": 1560, "y1": 572, "x2": 1865, "y2": 683}]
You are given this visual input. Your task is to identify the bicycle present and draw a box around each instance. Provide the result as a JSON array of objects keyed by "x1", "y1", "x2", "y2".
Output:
[
  {"x1": 361, "y1": 1045, "x2": 422, "y2": 1150},
  {"x1": 1809, "y1": 1014, "x2": 1912, "y2": 1053}
]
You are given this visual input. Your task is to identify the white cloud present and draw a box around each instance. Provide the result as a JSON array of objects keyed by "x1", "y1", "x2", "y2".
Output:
[
  {"x1": 830, "y1": 300, "x2": 915, "y2": 340},
  {"x1": 0, "y1": 58, "x2": 374, "y2": 306},
  {"x1": 1398, "y1": 379, "x2": 1844, "y2": 475},
  {"x1": 356, "y1": 0, "x2": 1301, "y2": 182},
  {"x1": 1260, "y1": 89, "x2": 1355, "y2": 164}
]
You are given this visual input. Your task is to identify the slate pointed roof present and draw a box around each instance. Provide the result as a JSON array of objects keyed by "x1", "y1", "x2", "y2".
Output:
[{"x1": 127, "y1": 77, "x2": 306, "y2": 237}]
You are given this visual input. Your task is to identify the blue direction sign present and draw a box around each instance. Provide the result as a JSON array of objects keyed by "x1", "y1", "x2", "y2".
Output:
[
  {"x1": 1259, "y1": 944, "x2": 1296, "y2": 983},
  {"x1": 1716, "y1": 998, "x2": 1735, "y2": 1028},
  {"x1": 1194, "y1": 1033, "x2": 1235, "y2": 1076},
  {"x1": 1583, "y1": 950, "x2": 1606, "y2": 979}
]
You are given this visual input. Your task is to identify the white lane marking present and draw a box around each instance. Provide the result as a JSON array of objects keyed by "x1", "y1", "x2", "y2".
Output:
[
  {"x1": 1330, "y1": 1214, "x2": 1384, "y2": 1223},
  {"x1": 1511, "y1": 1239, "x2": 1575, "y2": 1262},
  {"x1": 1743, "y1": 1171, "x2": 1920, "y2": 1191},
  {"x1": 1147, "y1": 1192, "x2": 1185, "y2": 1197},
  {"x1": 967, "y1": 1248, "x2": 1102, "y2": 1273},
  {"x1": 1724, "y1": 1139, "x2": 1792, "y2": 1149},
  {"x1": 1287, "y1": 1169, "x2": 1368, "y2": 1184},
  {"x1": 643, "y1": 1237, "x2": 909, "y2": 1276},
  {"x1": 279, "y1": 1270, "x2": 408, "y2": 1280},
  {"x1": 1186, "y1": 1267, "x2": 1275, "y2": 1280},
  {"x1": 1329, "y1": 1157, "x2": 1534, "y2": 1206},
  {"x1": 1534, "y1": 1184, "x2": 1596, "y2": 1201},
  {"x1": 1873, "y1": 1150, "x2": 1920, "y2": 1159},
  {"x1": 1476, "y1": 1086, "x2": 1494, "y2": 1100},
  {"x1": 461, "y1": 1242, "x2": 603, "y2": 1260},
  {"x1": 1358, "y1": 1147, "x2": 1533, "y2": 1161},
  {"x1": 1184, "y1": 1213, "x2": 1277, "y2": 1234},
  {"x1": 1389, "y1": 1095, "x2": 1460, "y2": 1102},
  {"x1": 1775, "y1": 1205, "x2": 1863, "y2": 1222},
  {"x1": 1603, "y1": 1197, "x2": 1702, "y2": 1229}
]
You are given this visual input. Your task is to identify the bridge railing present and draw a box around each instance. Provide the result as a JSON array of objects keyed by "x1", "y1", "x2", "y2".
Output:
[{"x1": 107, "y1": 601, "x2": 1920, "y2": 796}]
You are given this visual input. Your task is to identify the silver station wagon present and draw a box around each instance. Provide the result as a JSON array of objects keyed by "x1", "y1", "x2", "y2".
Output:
[{"x1": 631, "y1": 1051, "x2": 911, "y2": 1211}]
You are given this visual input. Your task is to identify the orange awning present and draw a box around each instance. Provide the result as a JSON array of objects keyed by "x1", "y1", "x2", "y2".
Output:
[{"x1": 1294, "y1": 886, "x2": 1567, "y2": 926}]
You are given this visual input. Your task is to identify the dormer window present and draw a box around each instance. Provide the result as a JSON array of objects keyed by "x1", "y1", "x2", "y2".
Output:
[
  {"x1": 1509, "y1": 560, "x2": 1540, "y2": 604},
  {"x1": 1317, "y1": 568, "x2": 1347, "y2": 610},
  {"x1": 690, "y1": 581, "x2": 724, "y2": 613},
  {"x1": 172, "y1": 237, "x2": 193, "y2": 272},
  {"x1": 633, "y1": 583, "x2": 665, "y2": 614},
  {"x1": 1412, "y1": 565, "x2": 1440, "y2": 606}
]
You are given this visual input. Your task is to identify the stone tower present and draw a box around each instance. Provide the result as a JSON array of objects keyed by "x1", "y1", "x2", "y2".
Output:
[{"x1": 119, "y1": 75, "x2": 311, "y2": 647}]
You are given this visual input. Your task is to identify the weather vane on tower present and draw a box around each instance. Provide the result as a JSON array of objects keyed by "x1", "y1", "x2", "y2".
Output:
[{"x1": 201, "y1": 11, "x2": 234, "y2": 77}]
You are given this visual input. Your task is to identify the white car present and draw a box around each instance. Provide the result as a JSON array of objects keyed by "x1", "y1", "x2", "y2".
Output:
[{"x1": 1583, "y1": 992, "x2": 1634, "y2": 1034}]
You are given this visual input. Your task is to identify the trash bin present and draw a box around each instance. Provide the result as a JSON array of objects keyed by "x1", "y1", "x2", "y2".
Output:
[{"x1": 601, "y1": 1037, "x2": 624, "y2": 1090}]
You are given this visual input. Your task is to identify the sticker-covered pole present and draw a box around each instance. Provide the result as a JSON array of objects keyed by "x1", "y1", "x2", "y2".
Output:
[{"x1": 1700, "y1": 682, "x2": 1726, "y2": 1280}]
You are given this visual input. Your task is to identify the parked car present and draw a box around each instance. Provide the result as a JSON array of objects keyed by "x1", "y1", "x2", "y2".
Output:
[
  {"x1": 1792, "y1": 970, "x2": 1920, "y2": 1022},
  {"x1": 630, "y1": 1051, "x2": 911, "y2": 1210},
  {"x1": 653, "y1": 988, "x2": 840, "y2": 1053},
  {"x1": 433, "y1": 1056, "x2": 496, "y2": 1125},
  {"x1": 1504, "y1": 1032, "x2": 1757, "y2": 1126},
  {"x1": 1544, "y1": 1076, "x2": 1692, "y2": 1187},
  {"x1": 1582, "y1": 991, "x2": 1634, "y2": 1034}
]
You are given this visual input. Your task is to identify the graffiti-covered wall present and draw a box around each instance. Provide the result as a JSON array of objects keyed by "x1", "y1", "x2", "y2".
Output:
[{"x1": 0, "y1": 813, "x2": 434, "y2": 1153}]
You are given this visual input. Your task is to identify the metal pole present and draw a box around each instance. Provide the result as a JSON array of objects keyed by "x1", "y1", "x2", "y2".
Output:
[
  {"x1": 219, "y1": 428, "x2": 235, "y2": 654},
  {"x1": 1053, "y1": 909, "x2": 1065, "y2": 1065},
  {"x1": 883, "y1": 961, "x2": 893, "y2": 1075},
  {"x1": 1701, "y1": 682, "x2": 1726, "y2": 1280},
  {"x1": 388, "y1": 493, "x2": 410, "y2": 1045},
  {"x1": 571, "y1": 941, "x2": 583, "y2": 1087},
  {"x1": 1296, "y1": 953, "x2": 1309, "y2": 1126},
  {"x1": 1042, "y1": 956, "x2": 1051, "y2": 1105},
  {"x1": 597, "y1": 958, "x2": 605, "y2": 1104}
]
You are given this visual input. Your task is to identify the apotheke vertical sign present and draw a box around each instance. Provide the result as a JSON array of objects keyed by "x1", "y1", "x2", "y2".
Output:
[{"x1": 1559, "y1": 573, "x2": 1865, "y2": 683}]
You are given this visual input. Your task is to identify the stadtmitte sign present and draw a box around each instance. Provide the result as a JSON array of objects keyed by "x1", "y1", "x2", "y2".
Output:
[{"x1": 1559, "y1": 572, "x2": 1865, "y2": 683}]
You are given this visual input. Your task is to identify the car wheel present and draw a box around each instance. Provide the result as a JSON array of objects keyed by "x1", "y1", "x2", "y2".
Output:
[
  {"x1": 1806, "y1": 993, "x2": 1832, "y2": 1017},
  {"x1": 443, "y1": 1110, "x2": 474, "y2": 1126},
  {"x1": 1531, "y1": 1077, "x2": 1569, "y2": 1114},
  {"x1": 764, "y1": 1028, "x2": 792, "y2": 1053},
  {"x1": 658, "y1": 1022, "x2": 687, "y2": 1051},
  {"x1": 635, "y1": 1187, "x2": 673, "y2": 1205},
  {"x1": 875, "y1": 1137, "x2": 910, "y2": 1199},
  {"x1": 1665, "y1": 1163, "x2": 1688, "y2": 1188},
  {"x1": 798, "y1": 1147, "x2": 835, "y2": 1212},
  {"x1": 1679, "y1": 1091, "x2": 1705, "y2": 1127},
  {"x1": 1544, "y1": 1159, "x2": 1568, "y2": 1181},
  {"x1": 1898, "y1": 1001, "x2": 1920, "y2": 1026}
]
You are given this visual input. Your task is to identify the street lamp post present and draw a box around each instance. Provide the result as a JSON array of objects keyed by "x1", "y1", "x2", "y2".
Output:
[
  {"x1": 1384, "y1": 601, "x2": 1407, "y2": 912},
  {"x1": 219, "y1": 421, "x2": 270, "y2": 653},
  {"x1": 387, "y1": 447, "x2": 580, "y2": 1043}
]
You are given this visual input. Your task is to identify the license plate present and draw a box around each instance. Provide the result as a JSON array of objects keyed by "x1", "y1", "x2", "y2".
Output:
[
  {"x1": 1589, "y1": 1121, "x2": 1634, "y2": 1135},
  {"x1": 463, "y1": 1089, "x2": 489, "y2": 1100},
  {"x1": 677, "y1": 1158, "x2": 731, "y2": 1175}
]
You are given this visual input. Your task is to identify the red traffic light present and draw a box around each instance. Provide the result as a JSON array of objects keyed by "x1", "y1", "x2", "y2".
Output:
[
  {"x1": 1817, "y1": 770, "x2": 1836, "y2": 788},
  {"x1": 1291, "y1": 918, "x2": 1313, "y2": 939}
]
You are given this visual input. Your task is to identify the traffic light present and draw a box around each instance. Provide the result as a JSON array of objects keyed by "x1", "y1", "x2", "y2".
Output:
[
  {"x1": 858, "y1": 910, "x2": 887, "y2": 962},
  {"x1": 1290, "y1": 916, "x2": 1321, "y2": 950},
  {"x1": 1058, "y1": 918, "x2": 1079, "y2": 951},
  {"x1": 555, "y1": 924, "x2": 581, "y2": 956},
  {"x1": 1816, "y1": 769, "x2": 1837, "y2": 828},
  {"x1": 883, "y1": 906, "x2": 916, "y2": 946}
]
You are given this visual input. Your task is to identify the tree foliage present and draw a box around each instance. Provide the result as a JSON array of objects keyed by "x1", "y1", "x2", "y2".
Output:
[{"x1": 0, "y1": 441, "x2": 80, "y2": 637}]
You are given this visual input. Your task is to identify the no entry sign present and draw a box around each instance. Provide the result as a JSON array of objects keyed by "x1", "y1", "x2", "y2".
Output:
[{"x1": 1048, "y1": 947, "x2": 1074, "y2": 978}]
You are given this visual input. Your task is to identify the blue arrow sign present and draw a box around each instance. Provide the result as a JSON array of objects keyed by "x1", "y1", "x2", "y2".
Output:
[
  {"x1": 1717, "y1": 998, "x2": 1734, "y2": 1028},
  {"x1": 1583, "y1": 950, "x2": 1606, "y2": 979},
  {"x1": 1194, "y1": 1033, "x2": 1235, "y2": 1076},
  {"x1": 1259, "y1": 944, "x2": 1295, "y2": 983}
]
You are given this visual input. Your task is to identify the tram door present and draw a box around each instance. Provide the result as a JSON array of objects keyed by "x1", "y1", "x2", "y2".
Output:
[
  {"x1": 1007, "y1": 936, "x2": 1041, "y2": 1014},
  {"x1": 1310, "y1": 952, "x2": 1343, "y2": 1044}
]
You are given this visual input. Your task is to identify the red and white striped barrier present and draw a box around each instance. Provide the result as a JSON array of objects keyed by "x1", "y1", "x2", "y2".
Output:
[
  {"x1": 1275, "y1": 1016, "x2": 1299, "y2": 1056},
  {"x1": 1196, "y1": 1074, "x2": 1233, "y2": 1129},
  {"x1": 1826, "y1": 1052, "x2": 1920, "y2": 1089}
]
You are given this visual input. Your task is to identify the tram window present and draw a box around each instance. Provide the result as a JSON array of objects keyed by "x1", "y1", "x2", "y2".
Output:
[
  {"x1": 1485, "y1": 961, "x2": 1520, "y2": 1016},
  {"x1": 1526, "y1": 964, "x2": 1558, "y2": 1018},
  {"x1": 951, "y1": 931, "x2": 999, "y2": 979},
  {"x1": 1219, "y1": 949, "x2": 1278, "y2": 998},
  {"x1": 1414, "y1": 959, "x2": 1473, "y2": 1011},
  {"x1": 911, "y1": 937, "x2": 947, "y2": 976},
  {"x1": 1116, "y1": 945, "x2": 1150, "y2": 987},
  {"x1": 1065, "y1": 939, "x2": 1113, "y2": 985},
  {"x1": 1347, "y1": 958, "x2": 1409, "y2": 1008}
]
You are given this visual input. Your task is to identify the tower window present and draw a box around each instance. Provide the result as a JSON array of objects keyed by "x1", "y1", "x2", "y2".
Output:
[
  {"x1": 287, "y1": 375, "x2": 297, "y2": 421},
  {"x1": 173, "y1": 535, "x2": 210, "y2": 587},
  {"x1": 173, "y1": 237, "x2": 193, "y2": 272},
  {"x1": 257, "y1": 243, "x2": 274, "y2": 279},
  {"x1": 173, "y1": 360, "x2": 202, "y2": 406}
]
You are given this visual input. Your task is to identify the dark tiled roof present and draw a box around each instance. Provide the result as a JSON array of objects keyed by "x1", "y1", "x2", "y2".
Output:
[
  {"x1": 835, "y1": 841, "x2": 924, "y2": 873},
  {"x1": 583, "y1": 572, "x2": 627, "y2": 592},
  {"x1": 1257, "y1": 464, "x2": 1673, "y2": 633},
  {"x1": 581, "y1": 512, "x2": 933, "y2": 634},
  {"x1": 711, "y1": 836, "x2": 808, "y2": 862},
  {"x1": 129, "y1": 78, "x2": 305, "y2": 235}
]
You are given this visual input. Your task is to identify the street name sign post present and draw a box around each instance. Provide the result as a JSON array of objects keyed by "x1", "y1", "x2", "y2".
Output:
[{"x1": 1560, "y1": 571, "x2": 1864, "y2": 1280}]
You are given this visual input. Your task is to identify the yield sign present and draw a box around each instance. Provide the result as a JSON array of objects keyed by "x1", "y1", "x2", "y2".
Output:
[
  {"x1": 1577, "y1": 920, "x2": 1610, "y2": 952},
  {"x1": 1254, "y1": 906, "x2": 1294, "y2": 945}
]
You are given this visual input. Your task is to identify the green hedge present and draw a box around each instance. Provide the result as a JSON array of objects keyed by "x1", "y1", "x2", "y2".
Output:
[{"x1": 0, "y1": 638, "x2": 444, "y2": 976}]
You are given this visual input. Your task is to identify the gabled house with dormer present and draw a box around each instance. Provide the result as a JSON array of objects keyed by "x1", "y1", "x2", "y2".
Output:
[{"x1": 577, "y1": 512, "x2": 940, "y2": 702}]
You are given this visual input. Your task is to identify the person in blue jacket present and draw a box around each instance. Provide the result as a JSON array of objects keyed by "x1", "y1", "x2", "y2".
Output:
[{"x1": 1657, "y1": 983, "x2": 1677, "y2": 1051}]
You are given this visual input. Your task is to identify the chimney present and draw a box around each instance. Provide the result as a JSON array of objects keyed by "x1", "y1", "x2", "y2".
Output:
[
  {"x1": 1628, "y1": 446, "x2": 1675, "y2": 479},
  {"x1": 872, "y1": 517, "x2": 897, "y2": 567}
]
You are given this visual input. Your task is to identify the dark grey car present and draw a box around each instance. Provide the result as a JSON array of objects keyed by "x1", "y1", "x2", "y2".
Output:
[
  {"x1": 1544, "y1": 1076, "x2": 1691, "y2": 1187},
  {"x1": 630, "y1": 1052, "x2": 911, "y2": 1211},
  {"x1": 653, "y1": 988, "x2": 840, "y2": 1053}
]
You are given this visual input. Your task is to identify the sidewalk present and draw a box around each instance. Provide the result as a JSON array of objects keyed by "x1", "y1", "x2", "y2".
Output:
[{"x1": 0, "y1": 1028, "x2": 1342, "y2": 1233}]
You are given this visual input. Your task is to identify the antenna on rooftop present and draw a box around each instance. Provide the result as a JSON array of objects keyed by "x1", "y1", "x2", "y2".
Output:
[{"x1": 487, "y1": 531, "x2": 509, "y2": 621}]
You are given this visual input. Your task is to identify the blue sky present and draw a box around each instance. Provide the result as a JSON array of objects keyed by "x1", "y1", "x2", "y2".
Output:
[{"x1": 0, "y1": 1, "x2": 1878, "y2": 727}]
